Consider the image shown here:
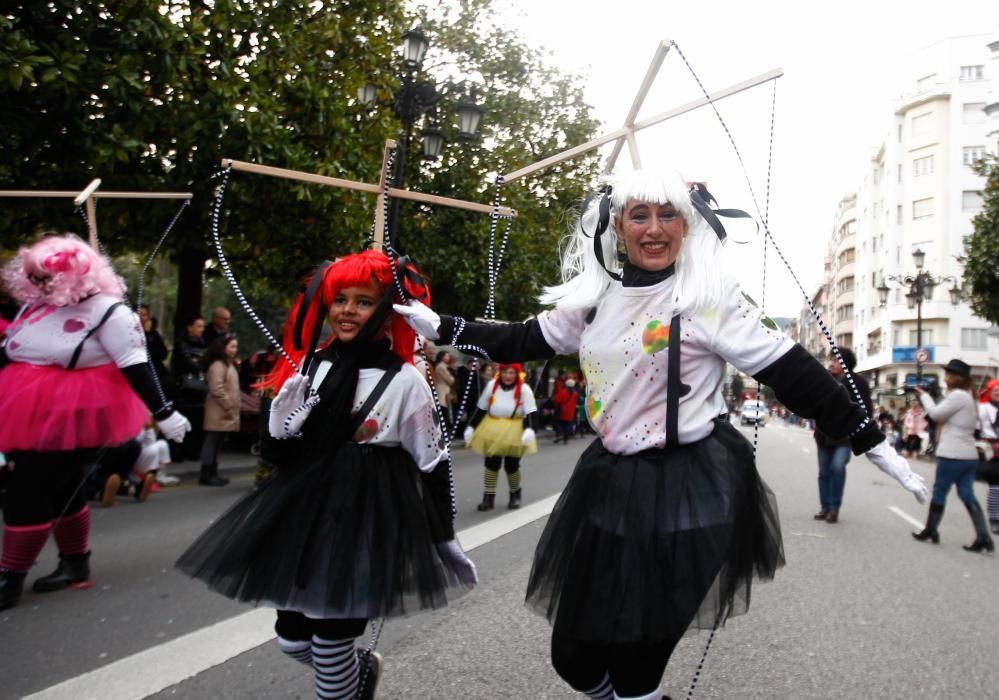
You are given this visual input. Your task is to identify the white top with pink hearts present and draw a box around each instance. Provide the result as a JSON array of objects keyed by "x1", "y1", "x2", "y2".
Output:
[
  {"x1": 309, "y1": 360, "x2": 446, "y2": 472},
  {"x1": 2, "y1": 294, "x2": 147, "y2": 369}
]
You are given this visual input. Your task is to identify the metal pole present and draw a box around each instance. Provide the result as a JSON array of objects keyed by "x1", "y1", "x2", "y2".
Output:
[
  {"x1": 915, "y1": 285, "x2": 923, "y2": 385},
  {"x1": 387, "y1": 124, "x2": 409, "y2": 242}
]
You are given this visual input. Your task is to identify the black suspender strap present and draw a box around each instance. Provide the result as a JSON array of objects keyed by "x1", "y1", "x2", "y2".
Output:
[
  {"x1": 665, "y1": 314, "x2": 682, "y2": 447},
  {"x1": 347, "y1": 362, "x2": 402, "y2": 437},
  {"x1": 68, "y1": 301, "x2": 125, "y2": 370}
]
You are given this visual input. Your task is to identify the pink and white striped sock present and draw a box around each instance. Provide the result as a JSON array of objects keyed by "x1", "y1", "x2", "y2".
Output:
[
  {"x1": 52, "y1": 506, "x2": 90, "y2": 556},
  {"x1": 1, "y1": 523, "x2": 52, "y2": 572}
]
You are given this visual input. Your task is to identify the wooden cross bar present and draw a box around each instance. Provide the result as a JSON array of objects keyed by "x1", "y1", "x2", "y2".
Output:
[
  {"x1": 0, "y1": 179, "x2": 194, "y2": 249},
  {"x1": 221, "y1": 139, "x2": 517, "y2": 252},
  {"x1": 503, "y1": 39, "x2": 783, "y2": 183}
]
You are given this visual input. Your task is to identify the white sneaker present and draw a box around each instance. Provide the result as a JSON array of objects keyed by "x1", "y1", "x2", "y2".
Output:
[{"x1": 156, "y1": 474, "x2": 180, "y2": 486}]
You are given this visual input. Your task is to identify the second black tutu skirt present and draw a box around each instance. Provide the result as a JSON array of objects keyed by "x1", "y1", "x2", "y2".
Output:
[
  {"x1": 176, "y1": 443, "x2": 460, "y2": 619},
  {"x1": 526, "y1": 419, "x2": 784, "y2": 643}
]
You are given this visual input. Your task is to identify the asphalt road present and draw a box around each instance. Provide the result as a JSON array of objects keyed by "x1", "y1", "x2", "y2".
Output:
[{"x1": 3, "y1": 423, "x2": 997, "y2": 699}]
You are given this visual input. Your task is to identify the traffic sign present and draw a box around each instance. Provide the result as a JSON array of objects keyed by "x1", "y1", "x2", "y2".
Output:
[{"x1": 914, "y1": 347, "x2": 930, "y2": 363}]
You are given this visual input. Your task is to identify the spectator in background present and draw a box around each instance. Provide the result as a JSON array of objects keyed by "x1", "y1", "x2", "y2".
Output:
[
  {"x1": 433, "y1": 351, "x2": 456, "y2": 431},
  {"x1": 552, "y1": 378, "x2": 580, "y2": 444},
  {"x1": 139, "y1": 305, "x2": 171, "y2": 393},
  {"x1": 812, "y1": 349, "x2": 872, "y2": 524},
  {"x1": 977, "y1": 379, "x2": 999, "y2": 534},
  {"x1": 902, "y1": 401, "x2": 928, "y2": 458},
  {"x1": 202, "y1": 306, "x2": 232, "y2": 347},
  {"x1": 199, "y1": 334, "x2": 240, "y2": 487},
  {"x1": 171, "y1": 315, "x2": 208, "y2": 461},
  {"x1": 454, "y1": 357, "x2": 482, "y2": 437}
]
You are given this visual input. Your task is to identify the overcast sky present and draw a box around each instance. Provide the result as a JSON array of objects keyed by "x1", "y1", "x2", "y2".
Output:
[{"x1": 496, "y1": 0, "x2": 995, "y2": 317}]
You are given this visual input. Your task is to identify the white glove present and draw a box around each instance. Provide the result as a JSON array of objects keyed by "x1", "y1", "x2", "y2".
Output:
[
  {"x1": 463, "y1": 426, "x2": 475, "y2": 444},
  {"x1": 865, "y1": 439, "x2": 929, "y2": 504},
  {"x1": 156, "y1": 411, "x2": 191, "y2": 443},
  {"x1": 268, "y1": 374, "x2": 319, "y2": 439},
  {"x1": 392, "y1": 300, "x2": 441, "y2": 340},
  {"x1": 436, "y1": 539, "x2": 478, "y2": 587},
  {"x1": 521, "y1": 427, "x2": 536, "y2": 446}
]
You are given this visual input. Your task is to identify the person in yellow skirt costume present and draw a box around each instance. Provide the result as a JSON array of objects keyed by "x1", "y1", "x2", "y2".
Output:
[{"x1": 464, "y1": 363, "x2": 538, "y2": 510}]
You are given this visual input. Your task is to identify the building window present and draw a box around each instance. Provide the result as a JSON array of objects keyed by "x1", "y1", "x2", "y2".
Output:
[
  {"x1": 897, "y1": 163, "x2": 903, "y2": 183},
  {"x1": 897, "y1": 124, "x2": 903, "y2": 143},
  {"x1": 893, "y1": 329, "x2": 901, "y2": 346},
  {"x1": 913, "y1": 155, "x2": 934, "y2": 177},
  {"x1": 912, "y1": 198, "x2": 934, "y2": 220},
  {"x1": 837, "y1": 304, "x2": 854, "y2": 322},
  {"x1": 961, "y1": 328, "x2": 988, "y2": 350},
  {"x1": 838, "y1": 248, "x2": 855, "y2": 266},
  {"x1": 909, "y1": 329, "x2": 934, "y2": 346},
  {"x1": 838, "y1": 276, "x2": 855, "y2": 294},
  {"x1": 963, "y1": 191, "x2": 983, "y2": 211},
  {"x1": 963, "y1": 103, "x2": 986, "y2": 123},
  {"x1": 896, "y1": 204, "x2": 902, "y2": 224},
  {"x1": 916, "y1": 74, "x2": 936, "y2": 91},
  {"x1": 911, "y1": 112, "x2": 933, "y2": 137},
  {"x1": 959, "y1": 65, "x2": 984, "y2": 81},
  {"x1": 963, "y1": 145, "x2": 985, "y2": 166}
]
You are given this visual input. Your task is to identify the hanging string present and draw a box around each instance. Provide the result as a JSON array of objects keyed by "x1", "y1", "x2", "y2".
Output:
[
  {"x1": 209, "y1": 163, "x2": 300, "y2": 370},
  {"x1": 670, "y1": 41, "x2": 870, "y2": 429}
]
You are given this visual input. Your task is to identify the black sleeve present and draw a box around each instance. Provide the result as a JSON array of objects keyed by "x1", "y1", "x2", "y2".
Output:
[
  {"x1": 522, "y1": 410, "x2": 539, "y2": 430},
  {"x1": 468, "y1": 408, "x2": 486, "y2": 429},
  {"x1": 753, "y1": 344, "x2": 884, "y2": 455},
  {"x1": 438, "y1": 316, "x2": 556, "y2": 363},
  {"x1": 421, "y1": 461, "x2": 455, "y2": 543},
  {"x1": 0, "y1": 345, "x2": 7, "y2": 370},
  {"x1": 119, "y1": 363, "x2": 174, "y2": 420}
]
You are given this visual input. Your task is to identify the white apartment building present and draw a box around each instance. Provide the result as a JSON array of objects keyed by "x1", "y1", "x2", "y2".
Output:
[{"x1": 822, "y1": 35, "x2": 994, "y2": 396}]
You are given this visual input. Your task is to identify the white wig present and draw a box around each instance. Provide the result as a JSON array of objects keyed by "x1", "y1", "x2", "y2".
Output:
[{"x1": 539, "y1": 169, "x2": 726, "y2": 314}]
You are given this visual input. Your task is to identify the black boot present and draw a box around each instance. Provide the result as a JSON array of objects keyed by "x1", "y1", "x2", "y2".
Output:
[
  {"x1": 33, "y1": 551, "x2": 92, "y2": 593},
  {"x1": 355, "y1": 648, "x2": 382, "y2": 700},
  {"x1": 199, "y1": 463, "x2": 229, "y2": 487},
  {"x1": 476, "y1": 492, "x2": 495, "y2": 511},
  {"x1": 912, "y1": 502, "x2": 944, "y2": 544},
  {"x1": 962, "y1": 500, "x2": 995, "y2": 553},
  {"x1": 0, "y1": 569, "x2": 27, "y2": 610},
  {"x1": 508, "y1": 488, "x2": 522, "y2": 510}
]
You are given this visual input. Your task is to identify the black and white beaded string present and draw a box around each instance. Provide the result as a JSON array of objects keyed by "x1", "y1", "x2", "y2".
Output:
[
  {"x1": 671, "y1": 40, "x2": 868, "y2": 421},
  {"x1": 209, "y1": 163, "x2": 300, "y2": 372}
]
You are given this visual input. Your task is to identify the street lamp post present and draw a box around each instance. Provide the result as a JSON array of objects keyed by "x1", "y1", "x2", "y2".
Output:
[
  {"x1": 357, "y1": 27, "x2": 484, "y2": 243},
  {"x1": 877, "y1": 248, "x2": 962, "y2": 385}
]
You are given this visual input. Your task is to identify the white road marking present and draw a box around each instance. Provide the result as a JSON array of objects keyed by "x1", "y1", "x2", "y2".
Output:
[
  {"x1": 888, "y1": 505, "x2": 924, "y2": 529},
  {"x1": 23, "y1": 495, "x2": 562, "y2": 700}
]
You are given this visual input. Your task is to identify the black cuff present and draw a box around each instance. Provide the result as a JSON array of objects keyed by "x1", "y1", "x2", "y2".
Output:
[
  {"x1": 468, "y1": 408, "x2": 486, "y2": 429},
  {"x1": 120, "y1": 363, "x2": 173, "y2": 419},
  {"x1": 851, "y1": 422, "x2": 885, "y2": 455},
  {"x1": 753, "y1": 344, "x2": 871, "y2": 443},
  {"x1": 438, "y1": 316, "x2": 555, "y2": 362},
  {"x1": 523, "y1": 411, "x2": 539, "y2": 431}
]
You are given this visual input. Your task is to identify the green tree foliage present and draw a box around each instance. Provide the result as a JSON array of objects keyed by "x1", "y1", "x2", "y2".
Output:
[
  {"x1": 1, "y1": 0, "x2": 601, "y2": 333},
  {"x1": 963, "y1": 155, "x2": 999, "y2": 324}
]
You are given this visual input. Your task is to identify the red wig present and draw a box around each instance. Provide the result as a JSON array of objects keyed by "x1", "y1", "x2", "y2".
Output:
[
  {"x1": 489, "y1": 362, "x2": 525, "y2": 410},
  {"x1": 261, "y1": 250, "x2": 430, "y2": 392},
  {"x1": 980, "y1": 378, "x2": 999, "y2": 404}
]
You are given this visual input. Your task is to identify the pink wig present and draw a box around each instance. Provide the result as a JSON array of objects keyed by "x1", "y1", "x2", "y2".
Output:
[{"x1": 2, "y1": 234, "x2": 126, "y2": 306}]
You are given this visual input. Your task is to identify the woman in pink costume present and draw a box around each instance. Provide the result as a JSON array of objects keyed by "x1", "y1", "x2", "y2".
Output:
[{"x1": 0, "y1": 234, "x2": 190, "y2": 610}]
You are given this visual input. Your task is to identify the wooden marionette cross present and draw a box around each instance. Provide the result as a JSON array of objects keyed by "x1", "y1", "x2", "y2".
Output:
[
  {"x1": 221, "y1": 138, "x2": 517, "y2": 252},
  {"x1": 503, "y1": 39, "x2": 783, "y2": 182},
  {"x1": 0, "y1": 179, "x2": 194, "y2": 249}
]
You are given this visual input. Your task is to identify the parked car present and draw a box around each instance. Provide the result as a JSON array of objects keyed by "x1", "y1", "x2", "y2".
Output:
[{"x1": 739, "y1": 400, "x2": 768, "y2": 426}]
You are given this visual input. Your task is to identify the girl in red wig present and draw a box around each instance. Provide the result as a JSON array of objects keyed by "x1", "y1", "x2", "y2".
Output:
[
  {"x1": 978, "y1": 378, "x2": 999, "y2": 533},
  {"x1": 464, "y1": 362, "x2": 538, "y2": 510},
  {"x1": 177, "y1": 250, "x2": 476, "y2": 700}
]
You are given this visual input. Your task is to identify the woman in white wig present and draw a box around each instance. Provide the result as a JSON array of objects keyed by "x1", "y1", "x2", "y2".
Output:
[{"x1": 396, "y1": 169, "x2": 927, "y2": 700}]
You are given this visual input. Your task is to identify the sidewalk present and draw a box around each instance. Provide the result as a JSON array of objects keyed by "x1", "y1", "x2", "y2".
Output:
[{"x1": 170, "y1": 449, "x2": 258, "y2": 479}]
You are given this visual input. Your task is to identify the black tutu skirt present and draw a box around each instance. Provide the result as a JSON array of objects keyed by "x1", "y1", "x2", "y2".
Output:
[
  {"x1": 176, "y1": 443, "x2": 461, "y2": 619},
  {"x1": 526, "y1": 419, "x2": 784, "y2": 643}
]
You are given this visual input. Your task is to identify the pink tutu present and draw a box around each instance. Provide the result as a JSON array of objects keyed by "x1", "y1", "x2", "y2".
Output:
[{"x1": 0, "y1": 362, "x2": 148, "y2": 452}]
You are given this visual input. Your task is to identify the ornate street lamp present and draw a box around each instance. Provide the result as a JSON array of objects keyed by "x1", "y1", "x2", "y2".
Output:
[
  {"x1": 357, "y1": 28, "x2": 484, "y2": 240},
  {"x1": 877, "y1": 249, "x2": 961, "y2": 384}
]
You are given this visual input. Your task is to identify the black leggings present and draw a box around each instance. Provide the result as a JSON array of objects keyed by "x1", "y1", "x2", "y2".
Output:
[
  {"x1": 275, "y1": 609, "x2": 368, "y2": 642},
  {"x1": 551, "y1": 630, "x2": 678, "y2": 697},
  {"x1": 484, "y1": 455, "x2": 520, "y2": 474},
  {"x1": 3, "y1": 449, "x2": 99, "y2": 526}
]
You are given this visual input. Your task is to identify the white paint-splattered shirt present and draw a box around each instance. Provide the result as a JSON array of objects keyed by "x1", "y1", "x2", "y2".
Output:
[
  {"x1": 311, "y1": 360, "x2": 445, "y2": 471},
  {"x1": 3, "y1": 294, "x2": 146, "y2": 369},
  {"x1": 538, "y1": 276, "x2": 793, "y2": 454}
]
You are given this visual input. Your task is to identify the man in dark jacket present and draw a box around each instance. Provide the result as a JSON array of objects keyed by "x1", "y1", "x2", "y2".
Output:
[{"x1": 813, "y1": 349, "x2": 873, "y2": 523}]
